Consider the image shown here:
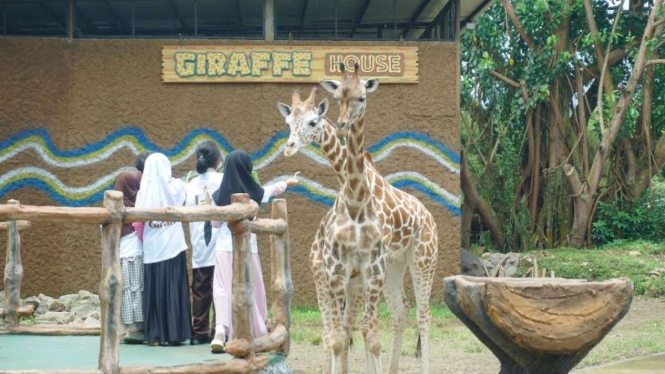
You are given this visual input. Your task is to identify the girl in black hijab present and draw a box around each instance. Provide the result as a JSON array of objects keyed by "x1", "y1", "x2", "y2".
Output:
[{"x1": 208, "y1": 150, "x2": 295, "y2": 353}]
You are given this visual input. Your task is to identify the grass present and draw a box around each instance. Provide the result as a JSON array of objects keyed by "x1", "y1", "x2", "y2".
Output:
[
  {"x1": 290, "y1": 303, "x2": 469, "y2": 355},
  {"x1": 514, "y1": 240, "x2": 665, "y2": 297},
  {"x1": 579, "y1": 318, "x2": 665, "y2": 367}
]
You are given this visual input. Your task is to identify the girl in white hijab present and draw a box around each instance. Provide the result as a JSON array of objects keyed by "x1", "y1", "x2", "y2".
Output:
[{"x1": 133, "y1": 153, "x2": 191, "y2": 346}]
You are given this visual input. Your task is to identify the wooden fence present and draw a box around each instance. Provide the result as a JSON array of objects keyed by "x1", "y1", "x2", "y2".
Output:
[{"x1": 0, "y1": 191, "x2": 293, "y2": 374}]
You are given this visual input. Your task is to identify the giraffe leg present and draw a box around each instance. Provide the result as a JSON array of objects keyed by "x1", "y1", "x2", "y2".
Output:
[
  {"x1": 384, "y1": 259, "x2": 409, "y2": 374},
  {"x1": 311, "y1": 243, "x2": 333, "y2": 374},
  {"x1": 341, "y1": 276, "x2": 363, "y2": 374},
  {"x1": 408, "y1": 231, "x2": 438, "y2": 374},
  {"x1": 327, "y1": 267, "x2": 349, "y2": 374},
  {"x1": 361, "y1": 246, "x2": 385, "y2": 374}
]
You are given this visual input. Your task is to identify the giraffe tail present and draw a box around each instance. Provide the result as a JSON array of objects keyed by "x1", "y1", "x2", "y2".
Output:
[{"x1": 415, "y1": 331, "x2": 422, "y2": 358}]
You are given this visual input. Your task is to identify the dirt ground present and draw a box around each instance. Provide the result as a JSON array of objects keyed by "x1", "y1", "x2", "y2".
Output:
[{"x1": 288, "y1": 298, "x2": 665, "y2": 374}]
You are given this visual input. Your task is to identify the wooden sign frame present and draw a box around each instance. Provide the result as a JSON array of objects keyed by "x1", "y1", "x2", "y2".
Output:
[{"x1": 162, "y1": 46, "x2": 418, "y2": 84}]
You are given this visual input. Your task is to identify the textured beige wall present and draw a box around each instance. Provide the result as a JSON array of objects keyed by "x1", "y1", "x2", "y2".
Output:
[{"x1": 0, "y1": 38, "x2": 460, "y2": 305}]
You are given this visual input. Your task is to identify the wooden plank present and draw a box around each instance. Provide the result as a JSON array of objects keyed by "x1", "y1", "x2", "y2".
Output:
[
  {"x1": 0, "y1": 221, "x2": 31, "y2": 231},
  {"x1": 0, "y1": 356, "x2": 269, "y2": 374},
  {"x1": 99, "y1": 191, "x2": 123, "y2": 374},
  {"x1": 0, "y1": 204, "x2": 110, "y2": 224},
  {"x1": 5, "y1": 324, "x2": 100, "y2": 335},
  {"x1": 162, "y1": 45, "x2": 419, "y2": 84},
  {"x1": 3, "y1": 200, "x2": 22, "y2": 329},
  {"x1": 244, "y1": 218, "x2": 287, "y2": 235},
  {"x1": 225, "y1": 324, "x2": 288, "y2": 357},
  {"x1": 269, "y1": 199, "x2": 293, "y2": 355},
  {"x1": 227, "y1": 193, "x2": 254, "y2": 359},
  {"x1": 123, "y1": 201, "x2": 259, "y2": 223}
]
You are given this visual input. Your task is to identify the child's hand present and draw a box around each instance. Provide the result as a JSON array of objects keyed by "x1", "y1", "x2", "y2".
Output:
[{"x1": 286, "y1": 172, "x2": 300, "y2": 188}]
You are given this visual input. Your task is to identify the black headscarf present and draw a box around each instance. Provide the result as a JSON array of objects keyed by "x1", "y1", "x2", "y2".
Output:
[
  {"x1": 212, "y1": 150, "x2": 264, "y2": 206},
  {"x1": 204, "y1": 151, "x2": 264, "y2": 245}
]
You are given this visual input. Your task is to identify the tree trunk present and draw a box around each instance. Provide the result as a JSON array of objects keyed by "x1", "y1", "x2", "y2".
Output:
[
  {"x1": 461, "y1": 151, "x2": 506, "y2": 250},
  {"x1": 462, "y1": 199, "x2": 474, "y2": 250}
]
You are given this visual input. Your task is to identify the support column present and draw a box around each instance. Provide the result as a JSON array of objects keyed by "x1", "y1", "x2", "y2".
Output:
[
  {"x1": 99, "y1": 191, "x2": 123, "y2": 374},
  {"x1": 265, "y1": 0, "x2": 274, "y2": 41},
  {"x1": 270, "y1": 199, "x2": 293, "y2": 355},
  {"x1": 3, "y1": 200, "x2": 22, "y2": 329},
  {"x1": 228, "y1": 193, "x2": 255, "y2": 360},
  {"x1": 67, "y1": 0, "x2": 74, "y2": 39}
]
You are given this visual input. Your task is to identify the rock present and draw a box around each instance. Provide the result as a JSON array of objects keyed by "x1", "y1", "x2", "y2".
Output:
[
  {"x1": 18, "y1": 304, "x2": 35, "y2": 318},
  {"x1": 78, "y1": 290, "x2": 94, "y2": 300},
  {"x1": 37, "y1": 294, "x2": 55, "y2": 309},
  {"x1": 482, "y1": 253, "x2": 520, "y2": 277},
  {"x1": 0, "y1": 290, "x2": 4, "y2": 299},
  {"x1": 502, "y1": 253, "x2": 520, "y2": 277},
  {"x1": 24, "y1": 296, "x2": 40, "y2": 310},
  {"x1": 71, "y1": 304, "x2": 97, "y2": 318},
  {"x1": 481, "y1": 252, "x2": 492, "y2": 260},
  {"x1": 49, "y1": 300, "x2": 69, "y2": 312},
  {"x1": 35, "y1": 305, "x2": 49, "y2": 315},
  {"x1": 88, "y1": 295, "x2": 101, "y2": 306},
  {"x1": 84, "y1": 316, "x2": 100, "y2": 325},
  {"x1": 0, "y1": 308, "x2": 4, "y2": 317},
  {"x1": 86, "y1": 311, "x2": 101, "y2": 320},
  {"x1": 72, "y1": 317, "x2": 84, "y2": 324},
  {"x1": 629, "y1": 251, "x2": 641, "y2": 257},
  {"x1": 35, "y1": 311, "x2": 76, "y2": 325},
  {"x1": 461, "y1": 248, "x2": 486, "y2": 277}
]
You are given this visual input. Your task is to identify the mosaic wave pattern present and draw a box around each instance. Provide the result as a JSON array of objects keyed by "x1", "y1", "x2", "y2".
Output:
[{"x1": 0, "y1": 128, "x2": 461, "y2": 215}]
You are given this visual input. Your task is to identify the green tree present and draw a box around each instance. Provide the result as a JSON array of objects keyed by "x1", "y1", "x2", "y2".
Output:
[{"x1": 461, "y1": 0, "x2": 665, "y2": 250}]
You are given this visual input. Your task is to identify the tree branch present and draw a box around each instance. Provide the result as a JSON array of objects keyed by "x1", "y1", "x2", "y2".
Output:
[
  {"x1": 461, "y1": 151, "x2": 506, "y2": 249},
  {"x1": 645, "y1": 59, "x2": 665, "y2": 66},
  {"x1": 597, "y1": 0, "x2": 625, "y2": 136},
  {"x1": 499, "y1": 0, "x2": 541, "y2": 54},
  {"x1": 490, "y1": 70, "x2": 521, "y2": 88}
]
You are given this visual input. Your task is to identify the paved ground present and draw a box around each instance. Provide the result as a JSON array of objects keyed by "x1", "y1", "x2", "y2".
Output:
[
  {"x1": 573, "y1": 353, "x2": 665, "y2": 374},
  {"x1": 0, "y1": 335, "x2": 229, "y2": 370}
]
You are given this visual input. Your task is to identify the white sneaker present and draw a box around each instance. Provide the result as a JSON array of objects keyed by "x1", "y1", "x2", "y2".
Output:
[{"x1": 211, "y1": 334, "x2": 226, "y2": 353}]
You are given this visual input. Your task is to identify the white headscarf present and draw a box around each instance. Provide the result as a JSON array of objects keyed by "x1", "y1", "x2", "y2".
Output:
[{"x1": 135, "y1": 153, "x2": 186, "y2": 208}]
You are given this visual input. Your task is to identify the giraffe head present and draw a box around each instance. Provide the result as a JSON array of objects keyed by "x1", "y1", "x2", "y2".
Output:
[
  {"x1": 277, "y1": 87, "x2": 330, "y2": 157},
  {"x1": 319, "y1": 63, "x2": 379, "y2": 137}
]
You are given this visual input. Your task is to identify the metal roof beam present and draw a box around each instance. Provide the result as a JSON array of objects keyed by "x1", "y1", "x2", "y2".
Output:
[
  {"x1": 349, "y1": 0, "x2": 371, "y2": 38},
  {"x1": 236, "y1": 0, "x2": 243, "y2": 26},
  {"x1": 39, "y1": 1, "x2": 66, "y2": 28},
  {"x1": 299, "y1": 0, "x2": 308, "y2": 33},
  {"x1": 102, "y1": 0, "x2": 128, "y2": 29},
  {"x1": 402, "y1": 0, "x2": 434, "y2": 37},
  {"x1": 169, "y1": 0, "x2": 187, "y2": 29}
]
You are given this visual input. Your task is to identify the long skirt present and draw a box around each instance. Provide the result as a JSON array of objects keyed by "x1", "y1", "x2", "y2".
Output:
[
  {"x1": 143, "y1": 251, "x2": 192, "y2": 343},
  {"x1": 213, "y1": 251, "x2": 267, "y2": 340},
  {"x1": 120, "y1": 255, "x2": 144, "y2": 325}
]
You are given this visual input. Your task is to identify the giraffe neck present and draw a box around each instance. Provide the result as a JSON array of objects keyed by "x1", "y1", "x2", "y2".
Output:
[
  {"x1": 314, "y1": 118, "x2": 348, "y2": 187},
  {"x1": 343, "y1": 113, "x2": 371, "y2": 204}
]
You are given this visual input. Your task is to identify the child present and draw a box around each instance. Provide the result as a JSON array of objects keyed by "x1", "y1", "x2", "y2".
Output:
[
  {"x1": 185, "y1": 141, "x2": 224, "y2": 345},
  {"x1": 209, "y1": 150, "x2": 294, "y2": 353},
  {"x1": 133, "y1": 153, "x2": 191, "y2": 346},
  {"x1": 112, "y1": 151, "x2": 151, "y2": 343}
]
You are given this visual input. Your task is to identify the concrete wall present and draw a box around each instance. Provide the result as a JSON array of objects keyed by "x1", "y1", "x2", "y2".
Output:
[{"x1": 0, "y1": 38, "x2": 460, "y2": 305}]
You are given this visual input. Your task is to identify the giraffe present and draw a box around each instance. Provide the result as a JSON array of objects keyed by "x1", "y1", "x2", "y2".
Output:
[
  {"x1": 277, "y1": 68, "x2": 438, "y2": 373},
  {"x1": 311, "y1": 65, "x2": 387, "y2": 374}
]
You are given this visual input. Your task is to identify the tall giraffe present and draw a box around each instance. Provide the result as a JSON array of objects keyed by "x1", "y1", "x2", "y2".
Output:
[
  {"x1": 314, "y1": 65, "x2": 387, "y2": 374},
  {"x1": 278, "y1": 79, "x2": 438, "y2": 372},
  {"x1": 317, "y1": 65, "x2": 438, "y2": 374}
]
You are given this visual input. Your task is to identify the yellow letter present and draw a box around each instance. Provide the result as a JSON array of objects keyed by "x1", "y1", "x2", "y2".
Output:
[
  {"x1": 376, "y1": 55, "x2": 388, "y2": 73},
  {"x1": 227, "y1": 52, "x2": 251, "y2": 77},
  {"x1": 293, "y1": 51, "x2": 312, "y2": 76},
  {"x1": 272, "y1": 52, "x2": 292, "y2": 76},
  {"x1": 389, "y1": 55, "x2": 401, "y2": 73},
  {"x1": 196, "y1": 53, "x2": 207, "y2": 76},
  {"x1": 251, "y1": 52, "x2": 271, "y2": 76},
  {"x1": 206, "y1": 52, "x2": 227, "y2": 76},
  {"x1": 328, "y1": 54, "x2": 343, "y2": 73},
  {"x1": 175, "y1": 52, "x2": 196, "y2": 77}
]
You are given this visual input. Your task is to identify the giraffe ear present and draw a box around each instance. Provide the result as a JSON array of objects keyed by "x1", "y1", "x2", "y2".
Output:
[
  {"x1": 365, "y1": 78, "x2": 379, "y2": 93},
  {"x1": 277, "y1": 102, "x2": 292, "y2": 118},
  {"x1": 318, "y1": 98, "x2": 329, "y2": 117},
  {"x1": 319, "y1": 80, "x2": 340, "y2": 94}
]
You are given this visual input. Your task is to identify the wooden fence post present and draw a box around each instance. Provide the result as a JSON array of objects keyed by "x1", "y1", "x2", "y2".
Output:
[
  {"x1": 270, "y1": 199, "x2": 293, "y2": 355},
  {"x1": 99, "y1": 191, "x2": 124, "y2": 374},
  {"x1": 3, "y1": 199, "x2": 22, "y2": 329},
  {"x1": 228, "y1": 193, "x2": 254, "y2": 359}
]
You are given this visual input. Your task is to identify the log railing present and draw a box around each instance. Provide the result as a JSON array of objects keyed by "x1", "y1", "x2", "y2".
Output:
[{"x1": 0, "y1": 190, "x2": 293, "y2": 374}]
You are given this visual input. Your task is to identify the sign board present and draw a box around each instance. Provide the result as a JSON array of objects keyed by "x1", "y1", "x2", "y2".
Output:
[{"x1": 162, "y1": 46, "x2": 418, "y2": 84}]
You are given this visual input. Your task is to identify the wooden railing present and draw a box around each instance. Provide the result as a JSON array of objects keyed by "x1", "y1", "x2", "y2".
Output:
[{"x1": 0, "y1": 191, "x2": 293, "y2": 374}]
